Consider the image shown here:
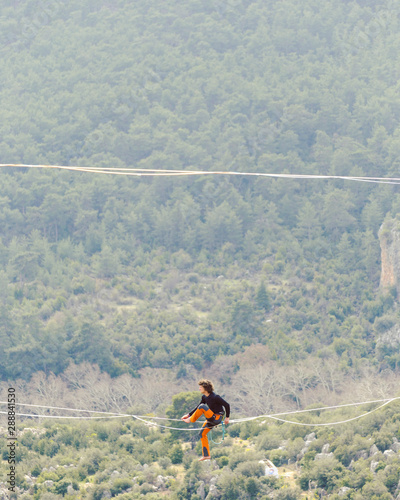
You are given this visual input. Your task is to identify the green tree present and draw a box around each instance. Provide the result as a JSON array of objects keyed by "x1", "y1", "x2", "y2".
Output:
[
  {"x1": 165, "y1": 391, "x2": 199, "y2": 430},
  {"x1": 68, "y1": 322, "x2": 114, "y2": 373},
  {"x1": 295, "y1": 200, "x2": 321, "y2": 241},
  {"x1": 202, "y1": 202, "x2": 243, "y2": 251},
  {"x1": 231, "y1": 301, "x2": 261, "y2": 340},
  {"x1": 169, "y1": 444, "x2": 184, "y2": 464},
  {"x1": 322, "y1": 189, "x2": 356, "y2": 241},
  {"x1": 256, "y1": 281, "x2": 271, "y2": 311}
]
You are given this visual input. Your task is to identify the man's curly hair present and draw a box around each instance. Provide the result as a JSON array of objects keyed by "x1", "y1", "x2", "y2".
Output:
[{"x1": 198, "y1": 379, "x2": 214, "y2": 393}]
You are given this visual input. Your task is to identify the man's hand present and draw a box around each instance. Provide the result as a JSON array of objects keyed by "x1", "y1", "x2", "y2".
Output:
[
  {"x1": 224, "y1": 418, "x2": 229, "y2": 425},
  {"x1": 181, "y1": 414, "x2": 189, "y2": 420}
]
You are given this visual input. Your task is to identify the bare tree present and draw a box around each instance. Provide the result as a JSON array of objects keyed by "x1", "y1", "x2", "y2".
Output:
[
  {"x1": 29, "y1": 371, "x2": 69, "y2": 408},
  {"x1": 136, "y1": 367, "x2": 180, "y2": 413},
  {"x1": 231, "y1": 364, "x2": 291, "y2": 416},
  {"x1": 312, "y1": 356, "x2": 344, "y2": 396},
  {"x1": 284, "y1": 363, "x2": 317, "y2": 409}
]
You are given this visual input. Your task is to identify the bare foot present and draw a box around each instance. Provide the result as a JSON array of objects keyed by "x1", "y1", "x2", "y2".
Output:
[
  {"x1": 181, "y1": 417, "x2": 191, "y2": 423},
  {"x1": 198, "y1": 456, "x2": 211, "y2": 461}
]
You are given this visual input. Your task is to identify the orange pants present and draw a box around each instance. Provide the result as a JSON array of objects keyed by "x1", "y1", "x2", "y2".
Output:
[{"x1": 190, "y1": 404, "x2": 223, "y2": 457}]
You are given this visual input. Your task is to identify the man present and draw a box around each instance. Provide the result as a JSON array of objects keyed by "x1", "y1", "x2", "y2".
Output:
[{"x1": 181, "y1": 379, "x2": 230, "y2": 461}]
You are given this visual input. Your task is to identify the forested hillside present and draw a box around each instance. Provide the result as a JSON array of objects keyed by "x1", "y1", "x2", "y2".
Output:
[{"x1": 1, "y1": 0, "x2": 400, "y2": 498}]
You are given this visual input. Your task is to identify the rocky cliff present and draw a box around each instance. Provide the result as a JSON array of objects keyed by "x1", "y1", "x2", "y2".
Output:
[{"x1": 379, "y1": 218, "x2": 400, "y2": 294}]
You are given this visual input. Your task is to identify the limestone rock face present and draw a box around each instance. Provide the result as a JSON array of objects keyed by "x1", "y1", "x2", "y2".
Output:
[
  {"x1": 369, "y1": 444, "x2": 379, "y2": 457},
  {"x1": 379, "y1": 218, "x2": 400, "y2": 294},
  {"x1": 376, "y1": 324, "x2": 400, "y2": 350}
]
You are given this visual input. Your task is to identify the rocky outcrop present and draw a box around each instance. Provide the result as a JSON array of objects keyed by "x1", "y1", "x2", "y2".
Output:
[
  {"x1": 369, "y1": 444, "x2": 379, "y2": 457},
  {"x1": 379, "y1": 218, "x2": 400, "y2": 294},
  {"x1": 376, "y1": 324, "x2": 400, "y2": 349},
  {"x1": 297, "y1": 432, "x2": 316, "y2": 460}
]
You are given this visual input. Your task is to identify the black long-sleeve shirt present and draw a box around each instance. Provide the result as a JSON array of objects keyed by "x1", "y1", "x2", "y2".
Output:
[{"x1": 188, "y1": 392, "x2": 230, "y2": 418}]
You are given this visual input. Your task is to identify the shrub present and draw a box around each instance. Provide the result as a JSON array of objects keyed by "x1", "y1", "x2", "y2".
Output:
[
  {"x1": 373, "y1": 432, "x2": 392, "y2": 452},
  {"x1": 299, "y1": 473, "x2": 311, "y2": 491},
  {"x1": 110, "y1": 478, "x2": 133, "y2": 496},
  {"x1": 96, "y1": 426, "x2": 109, "y2": 442},
  {"x1": 35, "y1": 439, "x2": 60, "y2": 457},
  {"x1": 308, "y1": 457, "x2": 344, "y2": 492},
  {"x1": 235, "y1": 460, "x2": 264, "y2": 478},
  {"x1": 158, "y1": 456, "x2": 172, "y2": 469},
  {"x1": 245, "y1": 477, "x2": 260, "y2": 496},
  {"x1": 54, "y1": 480, "x2": 72, "y2": 496},
  {"x1": 90, "y1": 485, "x2": 112, "y2": 500},
  {"x1": 169, "y1": 444, "x2": 183, "y2": 464},
  {"x1": 20, "y1": 431, "x2": 35, "y2": 450},
  {"x1": 140, "y1": 482, "x2": 157, "y2": 494},
  {"x1": 31, "y1": 464, "x2": 42, "y2": 477},
  {"x1": 286, "y1": 437, "x2": 305, "y2": 461},
  {"x1": 227, "y1": 425, "x2": 240, "y2": 438},
  {"x1": 258, "y1": 431, "x2": 282, "y2": 451},
  {"x1": 275, "y1": 486, "x2": 303, "y2": 499},
  {"x1": 79, "y1": 449, "x2": 104, "y2": 477},
  {"x1": 269, "y1": 449, "x2": 289, "y2": 466},
  {"x1": 228, "y1": 451, "x2": 263, "y2": 470},
  {"x1": 361, "y1": 480, "x2": 391, "y2": 499},
  {"x1": 215, "y1": 456, "x2": 229, "y2": 468}
]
